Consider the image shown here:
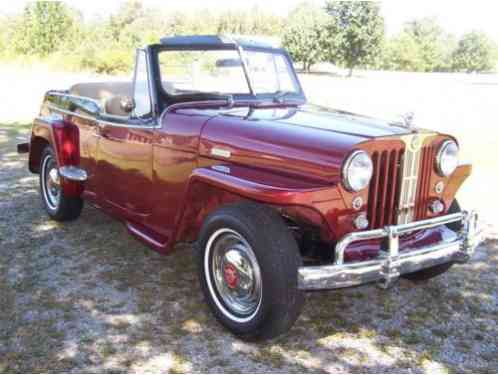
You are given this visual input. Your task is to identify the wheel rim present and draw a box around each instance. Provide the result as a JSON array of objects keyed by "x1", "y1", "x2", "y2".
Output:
[
  {"x1": 205, "y1": 228, "x2": 262, "y2": 323},
  {"x1": 41, "y1": 154, "x2": 61, "y2": 210}
]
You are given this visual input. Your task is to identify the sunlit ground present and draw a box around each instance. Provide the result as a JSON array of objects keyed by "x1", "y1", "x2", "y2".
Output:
[{"x1": 0, "y1": 66, "x2": 496, "y2": 372}]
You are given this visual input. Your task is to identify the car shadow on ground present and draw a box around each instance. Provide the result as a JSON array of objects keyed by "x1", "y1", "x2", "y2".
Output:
[{"x1": 1, "y1": 123, "x2": 497, "y2": 373}]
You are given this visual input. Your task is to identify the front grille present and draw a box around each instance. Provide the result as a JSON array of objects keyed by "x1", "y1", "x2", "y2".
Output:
[
  {"x1": 414, "y1": 144, "x2": 438, "y2": 220},
  {"x1": 367, "y1": 135, "x2": 436, "y2": 229},
  {"x1": 368, "y1": 148, "x2": 404, "y2": 229}
]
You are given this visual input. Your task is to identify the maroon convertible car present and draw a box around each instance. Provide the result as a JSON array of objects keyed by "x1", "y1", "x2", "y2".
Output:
[{"x1": 18, "y1": 35, "x2": 481, "y2": 340}]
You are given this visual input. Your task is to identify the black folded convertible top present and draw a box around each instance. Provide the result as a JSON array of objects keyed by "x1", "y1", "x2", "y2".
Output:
[{"x1": 159, "y1": 35, "x2": 279, "y2": 50}]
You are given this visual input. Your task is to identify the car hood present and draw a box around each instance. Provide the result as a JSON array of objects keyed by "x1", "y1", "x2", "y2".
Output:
[{"x1": 199, "y1": 104, "x2": 413, "y2": 183}]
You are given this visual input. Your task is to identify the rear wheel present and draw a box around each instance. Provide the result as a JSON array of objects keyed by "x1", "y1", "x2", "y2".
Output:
[
  {"x1": 196, "y1": 202, "x2": 304, "y2": 340},
  {"x1": 39, "y1": 146, "x2": 83, "y2": 221},
  {"x1": 402, "y1": 199, "x2": 461, "y2": 282}
]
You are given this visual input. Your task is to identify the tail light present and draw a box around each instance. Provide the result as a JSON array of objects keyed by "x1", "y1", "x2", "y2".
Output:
[
  {"x1": 52, "y1": 121, "x2": 83, "y2": 197},
  {"x1": 52, "y1": 122, "x2": 80, "y2": 166}
]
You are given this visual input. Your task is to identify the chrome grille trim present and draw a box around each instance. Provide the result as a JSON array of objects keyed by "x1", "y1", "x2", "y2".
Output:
[{"x1": 397, "y1": 134, "x2": 435, "y2": 224}]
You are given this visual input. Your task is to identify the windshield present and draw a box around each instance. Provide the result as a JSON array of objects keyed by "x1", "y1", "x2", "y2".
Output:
[{"x1": 158, "y1": 48, "x2": 300, "y2": 97}]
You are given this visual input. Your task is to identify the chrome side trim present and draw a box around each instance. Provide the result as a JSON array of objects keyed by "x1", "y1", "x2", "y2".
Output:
[
  {"x1": 211, "y1": 147, "x2": 231, "y2": 158},
  {"x1": 47, "y1": 104, "x2": 159, "y2": 129},
  {"x1": 298, "y1": 211, "x2": 481, "y2": 290},
  {"x1": 59, "y1": 166, "x2": 88, "y2": 182},
  {"x1": 47, "y1": 104, "x2": 96, "y2": 123},
  {"x1": 47, "y1": 91, "x2": 103, "y2": 108}
]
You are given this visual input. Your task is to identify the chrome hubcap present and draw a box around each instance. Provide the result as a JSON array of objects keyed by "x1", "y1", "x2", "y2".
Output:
[
  {"x1": 206, "y1": 229, "x2": 262, "y2": 321},
  {"x1": 42, "y1": 155, "x2": 60, "y2": 210}
]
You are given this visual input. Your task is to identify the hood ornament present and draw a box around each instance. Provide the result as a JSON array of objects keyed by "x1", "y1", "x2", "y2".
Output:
[
  {"x1": 401, "y1": 112, "x2": 415, "y2": 128},
  {"x1": 392, "y1": 111, "x2": 419, "y2": 132}
]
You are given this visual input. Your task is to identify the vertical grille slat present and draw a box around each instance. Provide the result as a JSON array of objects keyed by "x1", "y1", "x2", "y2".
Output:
[
  {"x1": 415, "y1": 145, "x2": 436, "y2": 220},
  {"x1": 368, "y1": 148, "x2": 403, "y2": 229},
  {"x1": 377, "y1": 151, "x2": 390, "y2": 227},
  {"x1": 368, "y1": 152, "x2": 381, "y2": 229},
  {"x1": 367, "y1": 136, "x2": 434, "y2": 230},
  {"x1": 415, "y1": 148, "x2": 426, "y2": 219},
  {"x1": 386, "y1": 150, "x2": 399, "y2": 224}
]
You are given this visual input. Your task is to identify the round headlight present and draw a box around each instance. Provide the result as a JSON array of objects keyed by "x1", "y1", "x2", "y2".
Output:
[
  {"x1": 436, "y1": 140, "x2": 459, "y2": 177},
  {"x1": 342, "y1": 150, "x2": 373, "y2": 192}
]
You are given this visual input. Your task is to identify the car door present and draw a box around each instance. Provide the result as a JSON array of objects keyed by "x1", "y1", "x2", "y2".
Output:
[{"x1": 96, "y1": 49, "x2": 156, "y2": 221}]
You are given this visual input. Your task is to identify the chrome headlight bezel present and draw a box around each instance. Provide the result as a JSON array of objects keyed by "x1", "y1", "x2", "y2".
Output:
[
  {"x1": 436, "y1": 140, "x2": 459, "y2": 177},
  {"x1": 342, "y1": 150, "x2": 374, "y2": 192}
]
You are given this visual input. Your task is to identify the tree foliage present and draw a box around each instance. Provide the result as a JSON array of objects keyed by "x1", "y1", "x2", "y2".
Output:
[
  {"x1": 380, "y1": 32, "x2": 426, "y2": 72},
  {"x1": 401, "y1": 18, "x2": 450, "y2": 72},
  {"x1": 324, "y1": 1, "x2": 384, "y2": 76},
  {"x1": 0, "y1": 0, "x2": 496, "y2": 75},
  {"x1": 452, "y1": 31, "x2": 495, "y2": 73},
  {"x1": 12, "y1": 2, "x2": 76, "y2": 56},
  {"x1": 217, "y1": 6, "x2": 283, "y2": 36},
  {"x1": 282, "y1": 2, "x2": 328, "y2": 72}
]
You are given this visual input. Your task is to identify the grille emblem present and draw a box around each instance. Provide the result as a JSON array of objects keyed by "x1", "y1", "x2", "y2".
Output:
[{"x1": 410, "y1": 135, "x2": 421, "y2": 151}]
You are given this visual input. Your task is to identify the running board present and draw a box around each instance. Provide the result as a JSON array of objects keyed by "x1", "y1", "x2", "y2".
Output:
[{"x1": 126, "y1": 222, "x2": 172, "y2": 254}]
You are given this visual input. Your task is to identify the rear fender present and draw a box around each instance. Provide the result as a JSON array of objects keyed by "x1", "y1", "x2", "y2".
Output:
[
  {"x1": 174, "y1": 165, "x2": 342, "y2": 243},
  {"x1": 30, "y1": 116, "x2": 83, "y2": 197}
]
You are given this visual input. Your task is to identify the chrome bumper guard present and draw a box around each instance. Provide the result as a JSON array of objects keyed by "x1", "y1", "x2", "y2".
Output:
[
  {"x1": 59, "y1": 166, "x2": 87, "y2": 182},
  {"x1": 298, "y1": 211, "x2": 482, "y2": 290}
]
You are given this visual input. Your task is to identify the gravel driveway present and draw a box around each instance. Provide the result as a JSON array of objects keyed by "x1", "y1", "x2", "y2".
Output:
[{"x1": 0, "y1": 67, "x2": 497, "y2": 373}]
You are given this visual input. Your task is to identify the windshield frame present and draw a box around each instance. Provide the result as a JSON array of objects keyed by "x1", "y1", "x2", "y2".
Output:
[{"x1": 151, "y1": 43, "x2": 306, "y2": 105}]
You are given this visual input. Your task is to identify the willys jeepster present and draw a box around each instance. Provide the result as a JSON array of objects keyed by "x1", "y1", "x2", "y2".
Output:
[{"x1": 18, "y1": 35, "x2": 481, "y2": 340}]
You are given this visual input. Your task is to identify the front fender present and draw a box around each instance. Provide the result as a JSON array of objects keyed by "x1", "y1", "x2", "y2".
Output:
[
  {"x1": 173, "y1": 164, "x2": 344, "y2": 244},
  {"x1": 189, "y1": 164, "x2": 340, "y2": 205}
]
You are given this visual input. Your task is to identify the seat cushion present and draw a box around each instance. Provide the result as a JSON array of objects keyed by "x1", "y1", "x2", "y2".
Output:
[{"x1": 69, "y1": 82, "x2": 133, "y2": 101}]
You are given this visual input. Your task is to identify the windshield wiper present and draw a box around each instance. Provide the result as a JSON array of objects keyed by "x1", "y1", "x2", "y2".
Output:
[{"x1": 273, "y1": 90, "x2": 295, "y2": 103}]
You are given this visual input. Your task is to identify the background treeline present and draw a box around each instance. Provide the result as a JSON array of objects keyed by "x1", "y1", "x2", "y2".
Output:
[{"x1": 0, "y1": 1, "x2": 496, "y2": 76}]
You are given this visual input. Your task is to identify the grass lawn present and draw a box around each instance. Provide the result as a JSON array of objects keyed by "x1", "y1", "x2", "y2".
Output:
[{"x1": 1, "y1": 118, "x2": 497, "y2": 373}]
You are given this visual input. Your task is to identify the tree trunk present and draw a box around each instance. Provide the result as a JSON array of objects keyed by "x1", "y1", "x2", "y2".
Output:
[{"x1": 347, "y1": 66, "x2": 353, "y2": 77}]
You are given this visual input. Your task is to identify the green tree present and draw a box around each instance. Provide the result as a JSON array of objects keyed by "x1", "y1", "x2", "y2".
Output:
[
  {"x1": 216, "y1": 7, "x2": 283, "y2": 36},
  {"x1": 324, "y1": 1, "x2": 384, "y2": 77},
  {"x1": 380, "y1": 32, "x2": 425, "y2": 71},
  {"x1": 282, "y1": 2, "x2": 328, "y2": 72},
  {"x1": 452, "y1": 31, "x2": 495, "y2": 73},
  {"x1": 402, "y1": 18, "x2": 447, "y2": 72},
  {"x1": 12, "y1": 2, "x2": 76, "y2": 56}
]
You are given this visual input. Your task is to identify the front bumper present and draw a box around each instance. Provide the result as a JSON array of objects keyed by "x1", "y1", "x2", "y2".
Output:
[{"x1": 298, "y1": 211, "x2": 482, "y2": 290}]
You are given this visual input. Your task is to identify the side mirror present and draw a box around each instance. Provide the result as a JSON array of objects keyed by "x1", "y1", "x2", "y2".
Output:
[{"x1": 119, "y1": 96, "x2": 135, "y2": 114}]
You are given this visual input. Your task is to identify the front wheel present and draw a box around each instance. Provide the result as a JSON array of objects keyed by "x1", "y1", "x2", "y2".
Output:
[
  {"x1": 39, "y1": 146, "x2": 83, "y2": 221},
  {"x1": 196, "y1": 202, "x2": 304, "y2": 341}
]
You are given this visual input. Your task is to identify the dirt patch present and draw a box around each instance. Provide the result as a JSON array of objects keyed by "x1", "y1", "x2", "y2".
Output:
[{"x1": 1, "y1": 120, "x2": 497, "y2": 373}]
